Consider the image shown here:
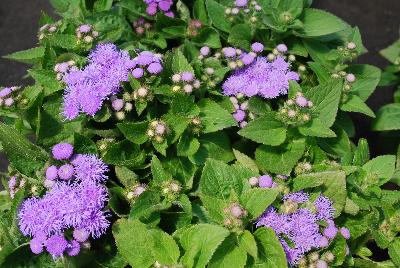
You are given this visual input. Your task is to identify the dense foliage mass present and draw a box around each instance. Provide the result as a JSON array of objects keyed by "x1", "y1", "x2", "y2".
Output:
[{"x1": 0, "y1": 0, "x2": 399, "y2": 267}]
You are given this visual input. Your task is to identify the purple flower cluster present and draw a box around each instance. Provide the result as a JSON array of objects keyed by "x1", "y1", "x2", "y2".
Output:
[
  {"x1": 19, "y1": 143, "x2": 110, "y2": 257},
  {"x1": 133, "y1": 17, "x2": 152, "y2": 35},
  {"x1": 144, "y1": 0, "x2": 174, "y2": 17},
  {"x1": 75, "y1": 24, "x2": 99, "y2": 44},
  {"x1": 54, "y1": 61, "x2": 77, "y2": 81},
  {"x1": 171, "y1": 71, "x2": 201, "y2": 93},
  {"x1": 63, "y1": 44, "x2": 163, "y2": 120},
  {"x1": 0, "y1": 86, "x2": 21, "y2": 108},
  {"x1": 256, "y1": 192, "x2": 350, "y2": 265},
  {"x1": 222, "y1": 56, "x2": 299, "y2": 99}
]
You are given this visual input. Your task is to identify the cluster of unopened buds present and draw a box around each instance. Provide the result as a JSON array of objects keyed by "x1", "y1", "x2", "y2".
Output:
[
  {"x1": 54, "y1": 61, "x2": 77, "y2": 81},
  {"x1": 133, "y1": 17, "x2": 151, "y2": 35},
  {"x1": 294, "y1": 161, "x2": 312, "y2": 175},
  {"x1": 197, "y1": 46, "x2": 221, "y2": 88},
  {"x1": 278, "y1": 92, "x2": 313, "y2": 125},
  {"x1": 131, "y1": 51, "x2": 163, "y2": 78},
  {"x1": 248, "y1": 174, "x2": 278, "y2": 188},
  {"x1": 76, "y1": 24, "x2": 99, "y2": 44},
  {"x1": 221, "y1": 42, "x2": 264, "y2": 70},
  {"x1": 337, "y1": 41, "x2": 358, "y2": 61},
  {"x1": 0, "y1": 86, "x2": 22, "y2": 108},
  {"x1": 7, "y1": 175, "x2": 26, "y2": 199},
  {"x1": 161, "y1": 180, "x2": 181, "y2": 201},
  {"x1": 126, "y1": 183, "x2": 147, "y2": 202},
  {"x1": 230, "y1": 94, "x2": 254, "y2": 128},
  {"x1": 144, "y1": 0, "x2": 174, "y2": 17},
  {"x1": 225, "y1": 0, "x2": 261, "y2": 23},
  {"x1": 332, "y1": 71, "x2": 357, "y2": 102},
  {"x1": 147, "y1": 120, "x2": 169, "y2": 143},
  {"x1": 44, "y1": 143, "x2": 76, "y2": 187},
  {"x1": 131, "y1": 86, "x2": 154, "y2": 104},
  {"x1": 189, "y1": 116, "x2": 203, "y2": 135},
  {"x1": 298, "y1": 251, "x2": 337, "y2": 268},
  {"x1": 110, "y1": 95, "x2": 133, "y2": 121},
  {"x1": 38, "y1": 21, "x2": 61, "y2": 40},
  {"x1": 187, "y1": 19, "x2": 203, "y2": 37},
  {"x1": 266, "y1": 43, "x2": 296, "y2": 63},
  {"x1": 223, "y1": 203, "x2": 247, "y2": 229},
  {"x1": 171, "y1": 71, "x2": 201, "y2": 94}
]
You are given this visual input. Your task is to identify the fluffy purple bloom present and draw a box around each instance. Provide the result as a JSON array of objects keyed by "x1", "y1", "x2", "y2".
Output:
[
  {"x1": 200, "y1": 46, "x2": 210, "y2": 56},
  {"x1": 132, "y1": 67, "x2": 144, "y2": 78},
  {"x1": 147, "y1": 62, "x2": 163, "y2": 74},
  {"x1": 251, "y1": 42, "x2": 264, "y2": 53},
  {"x1": 77, "y1": 210, "x2": 110, "y2": 238},
  {"x1": 235, "y1": 0, "x2": 248, "y2": 7},
  {"x1": 159, "y1": 0, "x2": 173, "y2": 11},
  {"x1": 258, "y1": 175, "x2": 273, "y2": 188},
  {"x1": 79, "y1": 24, "x2": 91, "y2": 33},
  {"x1": 58, "y1": 164, "x2": 74, "y2": 180},
  {"x1": 323, "y1": 225, "x2": 338, "y2": 239},
  {"x1": 146, "y1": 3, "x2": 158, "y2": 15},
  {"x1": 111, "y1": 99, "x2": 124, "y2": 111},
  {"x1": 276, "y1": 44, "x2": 288, "y2": 53},
  {"x1": 233, "y1": 109, "x2": 246, "y2": 122},
  {"x1": 313, "y1": 195, "x2": 335, "y2": 221},
  {"x1": 181, "y1": 71, "x2": 194, "y2": 82},
  {"x1": 223, "y1": 47, "x2": 236, "y2": 57},
  {"x1": 340, "y1": 227, "x2": 351, "y2": 239},
  {"x1": 8, "y1": 176, "x2": 17, "y2": 189},
  {"x1": 30, "y1": 238, "x2": 44, "y2": 254},
  {"x1": 66, "y1": 240, "x2": 81, "y2": 256},
  {"x1": 134, "y1": 51, "x2": 161, "y2": 66},
  {"x1": 0, "y1": 87, "x2": 12, "y2": 98},
  {"x1": 241, "y1": 53, "x2": 255, "y2": 65},
  {"x1": 318, "y1": 236, "x2": 329, "y2": 248},
  {"x1": 295, "y1": 95, "x2": 308, "y2": 107},
  {"x1": 222, "y1": 57, "x2": 299, "y2": 99},
  {"x1": 71, "y1": 154, "x2": 109, "y2": 183},
  {"x1": 52, "y1": 143, "x2": 74, "y2": 160},
  {"x1": 73, "y1": 228, "x2": 90, "y2": 242},
  {"x1": 63, "y1": 44, "x2": 132, "y2": 119},
  {"x1": 46, "y1": 235, "x2": 68, "y2": 257},
  {"x1": 283, "y1": 191, "x2": 309, "y2": 203}
]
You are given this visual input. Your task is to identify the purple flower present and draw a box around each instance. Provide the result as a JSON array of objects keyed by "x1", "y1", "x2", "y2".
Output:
[
  {"x1": 241, "y1": 53, "x2": 255, "y2": 65},
  {"x1": 235, "y1": 0, "x2": 248, "y2": 7},
  {"x1": 200, "y1": 46, "x2": 210, "y2": 56},
  {"x1": 132, "y1": 67, "x2": 144, "y2": 78},
  {"x1": 111, "y1": 99, "x2": 124, "y2": 111},
  {"x1": 146, "y1": 3, "x2": 158, "y2": 16},
  {"x1": 258, "y1": 175, "x2": 273, "y2": 188},
  {"x1": 46, "y1": 234, "x2": 68, "y2": 257},
  {"x1": 340, "y1": 227, "x2": 351, "y2": 239},
  {"x1": 222, "y1": 57, "x2": 299, "y2": 99},
  {"x1": 30, "y1": 238, "x2": 44, "y2": 254},
  {"x1": 346, "y1": 73, "x2": 356, "y2": 83},
  {"x1": 223, "y1": 47, "x2": 236, "y2": 58},
  {"x1": 181, "y1": 71, "x2": 194, "y2": 82},
  {"x1": 276, "y1": 44, "x2": 288, "y2": 53},
  {"x1": 79, "y1": 24, "x2": 91, "y2": 33},
  {"x1": 313, "y1": 195, "x2": 335, "y2": 221},
  {"x1": 316, "y1": 260, "x2": 328, "y2": 268},
  {"x1": 233, "y1": 109, "x2": 246, "y2": 122},
  {"x1": 0, "y1": 87, "x2": 12, "y2": 98},
  {"x1": 251, "y1": 42, "x2": 264, "y2": 53},
  {"x1": 283, "y1": 191, "x2": 309, "y2": 203},
  {"x1": 52, "y1": 143, "x2": 74, "y2": 160},
  {"x1": 73, "y1": 228, "x2": 90, "y2": 242},
  {"x1": 147, "y1": 62, "x2": 163, "y2": 74},
  {"x1": 323, "y1": 225, "x2": 338, "y2": 239},
  {"x1": 295, "y1": 95, "x2": 308, "y2": 107},
  {"x1": 58, "y1": 164, "x2": 74, "y2": 180},
  {"x1": 318, "y1": 236, "x2": 329, "y2": 248},
  {"x1": 8, "y1": 176, "x2": 17, "y2": 189},
  {"x1": 71, "y1": 154, "x2": 109, "y2": 184},
  {"x1": 77, "y1": 210, "x2": 110, "y2": 238},
  {"x1": 4, "y1": 98, "x2": 14, "y2": 107},
  {"x1": 66, "y1": 240, "x2": 81, "y2": 256}
]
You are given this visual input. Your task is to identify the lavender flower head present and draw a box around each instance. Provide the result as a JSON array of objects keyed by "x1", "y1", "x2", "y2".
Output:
[
  {"x1": 222, "y1": 56, "x2": 299, "y2": 99},
  {"x1": 63, "y1": 43, "x2": 133, "y2": 120},
  {"x1": 52, "y1": 143, "x2": 74, "y2": 160},
  {"x1": 256, "y1": 193, "x2": 341, "y2": 265}
]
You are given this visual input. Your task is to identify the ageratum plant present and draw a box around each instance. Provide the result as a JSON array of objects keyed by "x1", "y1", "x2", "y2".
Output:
[{"x1": 0, "y1": 0, "x2": 399, "y2": 267}]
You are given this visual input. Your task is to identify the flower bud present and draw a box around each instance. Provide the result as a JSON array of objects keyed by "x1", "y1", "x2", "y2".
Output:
[
  {"x1": 248, "y1": 176, "x2": 259, "y2": 186},
  {"x1": 115, "y1": 111, "x2": 125, "y2": 121},
  {"x1": 347, "y1": 42, "x2": 356, "y2": 50}
]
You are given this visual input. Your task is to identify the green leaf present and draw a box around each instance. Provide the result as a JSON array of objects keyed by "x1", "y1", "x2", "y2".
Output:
[
  {"x1": 28, "y1": 69, "x2": 62, "y2": 96},
  {"x1": 103, "y1": 140, "x2": 146, "y2": 168},
  {"x1": 209, "y1": 236, "x2": 248, "y2": 268},
  {"x1": 233, "y1": 149, "x2": 259, "y2": 173},
  {"x1": 113, "y1": 219, "x2": 155, "y2": 268},
  {"x1": 115, "y1": 166, "x2": 138, "y2": 188},
  {"x1": 200, "y1": 194, "x2": 227, "y2": 224},
  {"x1": 293, "y1": 171, "x2": 326, "y2": 191},
  {"x1": 177, "y1": 135, "x2": 200, "y2": 156},
  {"x1": 341, "y1": 94, "x2": 375, "y2": 117},
  {"x1": 148, "y1": 229, "x2": 181, "y2": 265},
  {"x1": 347, "y1": 64, "x2": 381, "y2": 101},
  {"x1": 205, "y1": 0, "x2": 231, "y2": 32},
  {"x1": 255, "y1": 139, "x2": 306, "y2": 174},
  {"x1": 238, "y1": 114, "x2": 287, "y2": 146},
  {"x1": 3, "y1": 47, "x2": 45, "y2": 64},
  {"x1": 193, "y1": 0, "x2": 209, "y2": 24},
  {"x1": 321, "y1": 170, "x2": 347, "y2": 217},
  {"x1": 151, "y1": 155, "x2": 172, "y2": 183},
  {"x1": 198, "y1": 99, "x2": 237, "y2": 133},
  {"x1": 372, "y1": 103, "x2": 400, "y2": 131},
  {"x1": 317, "y1": 127, "x2": 352, "y2": 163},
  {"x1": 239, "y1": 230, "x2": 258, "y2": 259},
  {"x1": 179, "y1": 224, "x2": 230, "y2": 268},
  {"x1": 117, "y1": 122, "x2": 149, "y2": 144},
  {"x1": 362, "y1": 155, "x2": 396, "y2": 183},
  {"x1": 353, "y1": 138, "x2": 370, "y2": 166},
  {"x1": 73, "y1": 133, "x2": 97, "y2": 154},
  {"x1": 298, "y1": 118, "x2": 336, "y2": 138},
  {"x1": 171, "y1": 49, "x2": 194, "y2": 73},
  {"x1": 46, "y1": 34, "x2": 77, "y2": 49},
  {"x1": 228, "y1": 24, "x2": 252, "y2": 49},
  {"x1": 304, "y1": 80, "x2": 342, "y2": 128},
  {"x1": 380, "y1": 39, "x2": 400, "y2": 64},
  {"x1": 93, "y1": 0, "x2": 113, "y2": 11},
  {"x1": 254, "y1": 227, "x2": 288, "y2": 268},
  {"x1": 297, "y1": 8, "x2": 349, "y2": 37},
  {"x1": 200, "y1": 159, "x2": 255, "y2": 199},
  {"x1": 388, "y1": 239, "x2": 400, "y2": 266},
  {"x1": 193, "y1": 27, "x2": 222, "y2": 48},
  {"x1": 240, "y1": 188, "x2": 279, "y2": 219},
  {"x1": 190, "y1": 132, "x2": 235, "y2": 165}
]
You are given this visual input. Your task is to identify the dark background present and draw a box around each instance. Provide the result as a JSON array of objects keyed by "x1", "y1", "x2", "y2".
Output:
[{"x1": 0, "y1": 0, "x2": 400, "y2": 171}]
